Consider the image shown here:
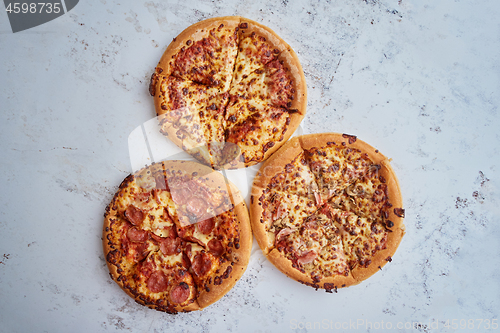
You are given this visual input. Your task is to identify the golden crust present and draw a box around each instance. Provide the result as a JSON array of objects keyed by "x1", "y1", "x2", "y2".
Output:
[
  {"x1": 250, "y1": 133, "x2": 405, "y2": 291},
  {"x1": 267, "y1": 249, "x2": 357, "y2": 290},
  {"x1": 238, "y1": 18, "x2": 290, "y2": 53},
  {"x1": 103, "y1": 160, "x2": 252, "y2": 312}
]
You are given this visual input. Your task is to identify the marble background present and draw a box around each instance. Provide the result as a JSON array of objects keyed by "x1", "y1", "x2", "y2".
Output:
[{"x1": 1, "y1": 0, "x2": 499, "y2": 332}]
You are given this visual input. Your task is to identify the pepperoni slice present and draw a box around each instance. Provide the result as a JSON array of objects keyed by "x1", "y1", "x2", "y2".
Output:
[
  {"x1": 191, "y1": 253, "x2": 212, "y2": 277},
  {"x1": 297, "y1": 250, "x2": 317, "y2": 265},
  {"x1": 124, "y1": 206, "x2": 144, "y2": 226},
  {"x1": 127, "y1": 227, "x2": 149, "y2": 243},
  {"x1": 147, "y1": 270, "x2": 168, "y2": 293},
  {"x1": 170, "y1": 282, "x2": 190, "y2": 304},
  {"x1": 155, "y1": 175, "x2": 168, "y2": 190},
  {"x1": 207, "y1": 239, "x2": 224, "y2": 257},
  {"x1": 160, "y1": 237, "x2": 181, "y2": 256},
  {"x1": 170, "y1": 187, "x2": 191, "y2": 206},
  {"x1": 187, "y1": 196, "x2": 208, "y2": 218},
  {"x1": 196, "y1": 217, "x2": 215, "y2": 234},
  {"x1": 275, "y1": 227, "x2": 294, "y2": 243}
]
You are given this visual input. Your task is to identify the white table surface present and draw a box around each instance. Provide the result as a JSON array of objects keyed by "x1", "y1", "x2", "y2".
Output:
[{"x1": 1, "y1": 0, "x2": 499, "y2": 332}]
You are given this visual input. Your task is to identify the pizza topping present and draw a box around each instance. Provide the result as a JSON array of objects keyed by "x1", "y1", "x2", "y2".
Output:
[
  {"x1": 297, "y1": 250, "x2": 317, "y2": 265},
  {"x1": 275, "y1": 227, "x2": 295, "y2": 244},
  {"x1": 197, "y1": 217, "x2": 215, "y2": 234},
  {"x1": 127, "y1": 227, "x2": 149, "y2": 243},
  {"x1": 207, "y1": 239, "x2": 224, "y2": 256},
  {"x1": 147, "y1": 270, "x2": 169, "y2": 293},
  {"x1": 342, "y1": 134, "x2": 357, "y2": 144},
  {"x1": 394, "y1": 208, "x2": 405, "y2": 218},
  {"x1": 186, "y1": 196, "x2": 208, "y2": 218},
  {"x1": 170, "y1": 282, "x2": 190, "y2": 304},
  {"x1": 191, "y1": 252, "x2": 213, "y2": 277},
  {"x1": 124, "y1": 206, "x2": 145, "y2": 226},
  {"x1": 159, "y1": 237, "x2": 182, "y2": 255}
]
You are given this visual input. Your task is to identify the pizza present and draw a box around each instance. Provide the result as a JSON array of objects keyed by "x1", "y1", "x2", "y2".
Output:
[
  {"x1": 149, "y1": 16, "x2": 307, "y2": 169},
  {"x1": 103, "y1": 160, "x2": 252, "y2": 313},
  {"x1": 250, "y1": 133, "x2": 405, "y2": 291}
]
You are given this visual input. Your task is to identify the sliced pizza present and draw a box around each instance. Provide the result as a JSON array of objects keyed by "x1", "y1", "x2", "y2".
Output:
[
  {"x1": 250, "y1": 133, "x2": 405, "y2": 291},
  {"x1": 150, "y1": 16, "x2": 307, "y2": 168},
  {"x1": 103, "y1": 161, "x2": 252, "y2": 313}
]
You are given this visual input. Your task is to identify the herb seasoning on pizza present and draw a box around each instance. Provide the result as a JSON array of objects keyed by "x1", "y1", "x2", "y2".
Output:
[
  {"x1": 149, "y1": 16, "x2": 307, "y2": 169},
  {"x1": 250, "y1": 133, "x2": 405, "y2": 291},
  {"x1": 103, "y1": 161, "x2": 252, "y2": 313}
]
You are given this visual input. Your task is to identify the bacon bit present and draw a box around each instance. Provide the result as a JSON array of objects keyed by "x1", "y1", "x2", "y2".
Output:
[
  {"x1": 272, "y1": 204, "x2": 285, "y2": 221},
  {"x1": 394, "y1": 208, "x2": 405, "y2": 218},
  {"x1": 297, "y1": 250, "x2": 317, "y2": 265},
  {"x1": 149, "y1": 72, "x2": 158, "y2": 96},
  {"x1": 222, "y1": 266, "x2": 232, "y2": 279},
  {"x1": 342, "y1": 133, "x2": 357, "y2": 144},
  {"x1": 159, "y1": 237, "x2": 181, "y2": 256},
  {"x1": 275, "y1": 227, "x2": 294, "y2": 244},
  {"x1": 162, "y1": 208, "x2": 174, "y2": 224},
  {"x1": 152, "y1": 189, "x2": 161, "y2": 205},
  {"x1": 314, "y1": 192, "x2": 323, "y2": 206}
]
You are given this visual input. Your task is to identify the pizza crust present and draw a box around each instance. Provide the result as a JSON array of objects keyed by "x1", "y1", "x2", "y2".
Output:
[
  {"x1": 250, "y1": 133, "x2": 405, "y2": 290},
  {"x1": 103, "y1": 160, "x2": 252, "y2": 312}
]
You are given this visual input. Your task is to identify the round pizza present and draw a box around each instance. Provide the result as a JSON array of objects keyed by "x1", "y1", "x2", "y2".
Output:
[
  {"x1": 149, "y1": 16, "x2": 307, "y2": 169},
  {"x1": 250, "y1": 133, "x2": 405, "y2": 291},
  {"x1": 103, "y1": 161, "x2": 252, "y2": 313}
]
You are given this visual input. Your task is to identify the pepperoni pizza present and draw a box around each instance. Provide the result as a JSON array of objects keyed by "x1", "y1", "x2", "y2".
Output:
[
  {"x1": 149, "y1": 16, "x2": 307, "y2": 169},
  {"x1": 103, "y1": 161, "x2": 252, "y2": 313},
  {"x1": 250, "y1": 133, "x2": 405, "y2": 291}
]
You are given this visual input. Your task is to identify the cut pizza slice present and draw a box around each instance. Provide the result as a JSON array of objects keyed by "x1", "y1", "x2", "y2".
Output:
[
  {"x1": 232, "y1": 19, "x2": 290, "y2": 87},
  {"x1": 156, "y1": 17, "x2": 240, "y2": 92},
  {"x1": 300, "y1": 139, "x2": 374, "y2": 202},
  {"x1": 250, "y1": 186, "x2": 317, "y2": 255},
  {"x1": 252, "y1": 138, "x2": 320, "y2": 202},
  {"x1": 223, "y1": 101, "x2": 291, "y2": 168},
  {"x1": 155, "y1": 75, "x2": 229, "y2": 167}
]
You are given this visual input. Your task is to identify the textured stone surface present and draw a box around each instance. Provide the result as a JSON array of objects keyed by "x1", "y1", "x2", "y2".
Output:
[{"x1": 1, "y1": 0, "x2": 499, "y2": 331}]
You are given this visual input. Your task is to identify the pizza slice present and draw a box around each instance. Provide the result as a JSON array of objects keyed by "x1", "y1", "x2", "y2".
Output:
[
  {"x1": 231, "y1": 19, "x2": 290, "y2": 87},
  {"x1": 252, "y1": 138, "x2": 320, "y2": 202},
  {"x1": 155, "y1": 75, "x2": 229, "y2": 167},
  {"x1": 223, "y1": 100, "x2": 291, "y2": 167},
  {"x1": 156, "y1": 17, "x2": 240, "y2": 92},
  {"x1": 301, "y1": 138, "x2": 373, "y2": 202}
]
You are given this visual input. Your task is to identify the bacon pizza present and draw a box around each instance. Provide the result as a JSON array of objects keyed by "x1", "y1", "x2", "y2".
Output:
[
  {"x1": 103, "y1": 161, "x2": 252, "y2": 313},
  {"x1": 250, "y1": 133, "x2": 405, "y2": 291},
  {"x1": 149, "y1": 16, "x2": 307, "y2": 169}
]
